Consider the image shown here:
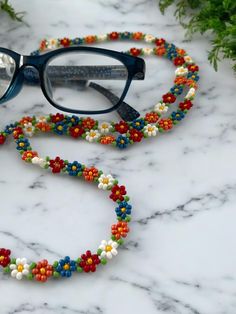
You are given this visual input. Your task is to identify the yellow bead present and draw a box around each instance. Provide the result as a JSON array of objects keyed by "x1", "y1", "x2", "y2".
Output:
[
  {"x1": 102, "y1": 178, "x2": 109, "y2": 184},
  {"x1": 105, "y1": 245, "x2": 112, "y2": 252},
  {"x1": 17, "y1": 264, "x2": 23, "y2": 272},
  {"x1": 63, "y1": 263, "x2": 70, "y2": 270},
  {"x1": 0, "y1": 256, "x2": 4, "y2": 261},
  {"x1": 87, "y1": 258, "x2": 93, "y2": 265}
]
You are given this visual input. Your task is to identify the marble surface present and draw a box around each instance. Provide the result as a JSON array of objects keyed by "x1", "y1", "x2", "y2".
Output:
[{"x1": 0, "y1": 1, "x2": 236, "y2": 313}]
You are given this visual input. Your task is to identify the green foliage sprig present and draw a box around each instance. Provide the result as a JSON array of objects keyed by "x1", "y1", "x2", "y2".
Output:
[
  {"x1": 159, "y1": 0, "x2": 236, "y2": 73},
  {"x1": 0, "y1": 0, "x2": 24, "y2": 22}
]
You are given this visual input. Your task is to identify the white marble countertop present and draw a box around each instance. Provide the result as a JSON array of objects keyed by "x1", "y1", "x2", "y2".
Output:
[{"x1": 0, "y1": 1, "x2": 236, "y2": 313}]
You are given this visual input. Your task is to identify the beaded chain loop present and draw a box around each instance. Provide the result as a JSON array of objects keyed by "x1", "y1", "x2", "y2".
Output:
[
  {"x1": 0, "y1": 117, "x2": 132, "y2": 282},
  {"x1": 0, "y1": 32, "x2": 199, "y2": 283}
]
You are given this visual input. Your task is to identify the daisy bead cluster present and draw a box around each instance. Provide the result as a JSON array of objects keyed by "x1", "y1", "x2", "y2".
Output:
[
  {"x1": 29, "y1": 31, "x2": 199, "y2": 149},
  {"x1": 0, "y1": 124, "x2": 132, "y2": 283}
]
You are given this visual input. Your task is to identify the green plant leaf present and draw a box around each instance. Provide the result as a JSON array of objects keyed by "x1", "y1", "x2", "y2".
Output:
[
  {"x1": 0, "y1": 0, "x2": 24, "y2": 22},
  {"x1": 158, "y1": 0, "x2": 236, "y2": 73}
]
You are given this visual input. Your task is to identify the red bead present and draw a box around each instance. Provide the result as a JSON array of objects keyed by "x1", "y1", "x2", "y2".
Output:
[
  {"x1": 162, "y1": 93, "x2": 176, "y2": 104},
  {"x1": 188, "y1": 64, "x2": 199, "y2": 72},
  {"x1": 13, "y1": 127, "x2": 23, "y2": 139},
  {"x1": 0, "y1": 134, "x2": 6, "y2": 145},
  {"x1": 109, "y1": 32, "x2": 119, "y2": 40},
  {"x1": 114, "y1": 121, "x2": 129, "y2": 134},
  {"x1": 49, "y1": 156, "x2": 65, "y2": 173},
  {"x1": 82, "y1": 118, "x2": 96, "y2": 130},
  {"x1": 51, "y1": 113, "x2": 65, "y2": 123},
  {"x1": 0, "y1": 248, "x2": 11, "y2": 267},
  {"x1": 110, "y1": 185, "x2": 127, "y2": 202},
  {"x1": 69, "y1": 125, "x2": 84, "y2": 138},
  {"x1": 173, "y1": 57, "x2": 185, "y2": 66},
  {"x1": 60, "y1": 38, "x2": 70, "y2": 47},
  {"x1": 155, "y1": 38, "x2": 165, "y2": 46},
  {"x1": 129, "y1": 129, "x2": 143, "y2": 142},
  {"x1": 145, "y1": 112, "x2": 160, "y2": 123},
  {"x1": 130, "y1": 48, "x2": 141, "y2": 57},
  {"x1": 179, "y1": 100, "x2": 193, "y2": 111}
]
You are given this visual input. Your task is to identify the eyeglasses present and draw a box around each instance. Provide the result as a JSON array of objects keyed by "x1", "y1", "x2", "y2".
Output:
[{"x1": 0, "y1": 46, "x2": 145, "y2": 121}]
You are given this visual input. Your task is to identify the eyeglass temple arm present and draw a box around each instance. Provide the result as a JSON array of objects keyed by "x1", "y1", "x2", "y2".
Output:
[
  {"x1": 22, "y1": 65, "x2": 143, "y2": 121},
  {"x1": 87, "y1": 82, "x2": 140, "y2": 121}
]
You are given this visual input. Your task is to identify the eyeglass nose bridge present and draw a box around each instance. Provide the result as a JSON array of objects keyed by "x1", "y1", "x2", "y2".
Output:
[
  {"x1": 21, "y1": 55, "x2": 54, "y2": 98},
  {"x1": 0, "y1": 55, "x2": 44, "y2": 104}
]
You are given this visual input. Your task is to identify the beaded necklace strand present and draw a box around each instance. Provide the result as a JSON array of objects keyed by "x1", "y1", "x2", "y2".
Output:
[
  {"x1": 0, "y1": 118, "x2": 132, "y2": 282},
  {"x1": 0, "y1": 32, "x2": 199, "y2": 283}
]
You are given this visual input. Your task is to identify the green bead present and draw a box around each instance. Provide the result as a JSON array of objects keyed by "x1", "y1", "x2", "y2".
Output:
[
  {"x1": 53, "y1": 271, "x2": 60, "y2": 278},
  {"x1": 30, "y1": 262, "x2": 36, "y2": 270},
  {"x1": 125, "y1": 216, "x2": 131, "y2": 222},
  {"x1": 77, "y1": 267, "x2": 83, "y2": 273},
  {"x1": 101, "y1": 258, "x2": 107, "y2": 265},
  {"x1": 53, "y1": 261, "x2": 58, "y2": 268},
  {"x1": 117, "y1": 238, "x2": 124, "y2": 245},
  {"x1": 97, "y1": 248, "x2": 103, "y2": 256},
  {"x1": 124, "y1": 196, "x2": 130, "y2": 202},
  {"x1": 27, "y1": 273, "x2": 34, "y2": 280},
  {"x1": 3, "y1": 266, "x2": 10, "y2": 273}
]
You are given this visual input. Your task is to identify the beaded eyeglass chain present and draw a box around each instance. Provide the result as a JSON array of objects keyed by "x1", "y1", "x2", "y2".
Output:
[{"x1": 0, "y1": 31, "x2": 199, "y2": 283}]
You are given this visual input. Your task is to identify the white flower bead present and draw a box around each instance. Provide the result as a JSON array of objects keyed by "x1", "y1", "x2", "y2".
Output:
[
  {"x1": 185, "y1": 88, "x2": 196, "y2": 99},
  {"x1": 47, "y1": 38, "x2": 58, "y2": 50},
  {"x1": 142, "y1": 48, "x2": 153, "y2": 56},
  {"x1": 184, "y1": 55, "x2": 193, "y2": 64},
  {"x1": 144, "y1": 34, "x2": 155, "y2": 43},
  {"x1": 98, "y1": 174, "x2": 115, "y2": 190},
  {"x1": 143, "y1": 124, "x2": 159, "y2": 137},
  {"x1": 99, "y1": 240, "x2": 118, "y2": 259},
  {"x1": 85, "y1": 130, "x2": 101, "y2": 143},
  {"x1": 175, "y1": 66, "x2": 188, "y2": 76},
  {"x1": 23, "y1": 122, "x2": 35, "y2": 137},
  {"x1": 98, "y1": 122, "x2": 112, "y2": 134},
  {"x1": 36, "y1": 116, "x2": 47, "y2": 123},
  {"x1": 32, "y1": 157, "x2": 47, "y2": 168},
  {"x1": 154, "y1": 102, "x2": 168, "y2": 114},
  {"x1": 10, "y1": 258, "x2": 30, "y2": 280},
  {"x1": 97, "y1": 34, "x2": 107, "y2": 42}
]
